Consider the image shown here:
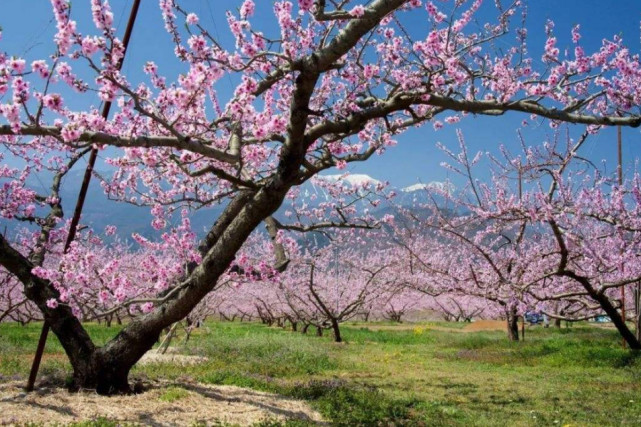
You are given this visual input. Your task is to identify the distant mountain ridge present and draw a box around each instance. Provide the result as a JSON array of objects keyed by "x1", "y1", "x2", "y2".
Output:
[{"x1": 4, "y1": 171, "x2": 453, "y2": 241}]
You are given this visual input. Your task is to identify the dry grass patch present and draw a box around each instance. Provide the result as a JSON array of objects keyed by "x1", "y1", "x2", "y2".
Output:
[
  {"x1": 0, "y1": 380, "x2": 324, "y2": 426},
  {"x1": 138, "y1": 349, "x2": 209, "y2": 366}
]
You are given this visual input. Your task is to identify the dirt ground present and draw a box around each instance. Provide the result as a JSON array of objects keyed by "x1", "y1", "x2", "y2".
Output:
[
  {"x1": 461, "y1": 319, "x2": 507, "y2": 332},
  {"x1": 0, "y1": 380, "x2": 324, "y2": 426},
  {"x1": 361, "y1": 319, "x2": 508, "y2": 333}
]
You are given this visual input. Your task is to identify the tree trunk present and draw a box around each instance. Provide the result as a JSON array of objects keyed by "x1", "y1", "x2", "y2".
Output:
[
  {"x1": 291, "y1": 321, "x2": 298, "y2": 332},
  {"x1": 635, "y1": 283, "x2": 641, "y2": 342},
  {"x1": 554, "y1": 318, "x2": 562, "y2": 328},
  {"x1": 330, "y1": 318, "x2": 342, "y2": 343},
  {"x1": 593, "y1": 293, "x2": 640, "y2": 349},
  {"x1": 21, "y1": 188, "x2": 288, "y2": 393},
  {"x1": 301, "y1": 324, "x2": 310, "y2": 334},
  {"x1": 316, "y1": 326, "x2": 323, "y2": 337},
  {"x1": 507, "y1": 307, "x2": 519, "y2": 342},
  {"x1": 77, "y1": 356, "x2": 132, "y2": 395},
  {"x1": 559, "y1": 269, "x2": 641, "y2": 348}
]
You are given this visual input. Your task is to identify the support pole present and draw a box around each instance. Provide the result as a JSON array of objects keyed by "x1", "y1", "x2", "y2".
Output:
[
  {"x1": 26, "y1": 0, "x2": 142, "y2": 392},
  {"x1": 636, "y1": 281, "x2": 641, "y2": 341},
  {"x1": 618, "y1": 126, "x2": 626, "y2": 349},
  {"x1": 518, "y1": 162, "x2": 524, "y2": 342}
]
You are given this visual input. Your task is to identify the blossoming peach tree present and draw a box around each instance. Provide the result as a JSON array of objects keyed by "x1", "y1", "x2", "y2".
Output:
[
  {"x1": 395, "y1": 129, "x2": 641, "y2": 346},
  {"x1": 1, "y1": 0, "x2": 641, "y2": 393}
]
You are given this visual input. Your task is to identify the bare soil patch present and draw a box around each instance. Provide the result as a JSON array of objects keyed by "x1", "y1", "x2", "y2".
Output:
[
  {"x1": 462, "y1": 320, "x2": 507, "y2": 332},
  {"x1": 0, "y1": 380, "x2": 324, "y2": 426},
  {"x1": 358, "y1": 320, "x2": 508, "y2": 333}
]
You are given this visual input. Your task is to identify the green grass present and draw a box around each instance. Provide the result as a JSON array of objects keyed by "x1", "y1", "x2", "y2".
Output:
[
  {"x1": 158, "y1": 386, "x2": 190, "y2": 402},
  {"x1": 1, "y1": 321, "x2": 640, "y2": 426}
]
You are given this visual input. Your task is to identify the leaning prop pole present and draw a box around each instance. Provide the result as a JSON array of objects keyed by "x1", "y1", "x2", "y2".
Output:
[
  {"x1": 25, "y1": 0, "x2": 142, "y2": 392},
  {"x1": 618, "y1": 126, "x2": 626, "y2": 349}
]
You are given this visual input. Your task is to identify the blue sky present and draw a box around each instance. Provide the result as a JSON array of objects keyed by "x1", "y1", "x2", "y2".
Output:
[{"x1": 1, "y1": 0, "x2": 641, "y2": 190}]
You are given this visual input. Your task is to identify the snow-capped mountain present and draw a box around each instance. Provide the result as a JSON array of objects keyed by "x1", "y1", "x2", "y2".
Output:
[
  {"x1": 299, "y1": 173, "x2": 384, "y2": 204},
  {"x1": 401, "y1": 181, "x2": 454, "y2": 194},
  {"x1": 6, "y1": 171, "x2": 457, "y2": 242},
  {"x1": 319, "y1": 173, "x2": 383, "y2": 187}
]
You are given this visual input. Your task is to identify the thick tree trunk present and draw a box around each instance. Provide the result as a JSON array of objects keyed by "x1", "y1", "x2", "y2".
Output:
[
  {"x1": 301, "y1": 324, "x2": 310, "y2": 334},
  {"x1": 570, "y1": 272, "x2": 641, "y2": 348},
  {"x1": 554, "y1": 318, "x2": 562, "y2": 328},
  {"x1": 11, "y1": 187, "x2": 290, "y2": 394},
  {"x1": 506, "y1": 307, "x2": 519, "y2": 342},
  {"x1": 316, "y1": 326, "x2": 323, "y2": 337},
  {"x1": 593, "y1": 293, "x2": 641, "y2": 349},
  {"x1": 635, "y1": 284, "x2": 641, "y2": 342},
  {"x1": 330, "y1": 318, "x2": 342, "y2": 343},
  {"x1": 557, "y1": 256, "x2": 641, "y2": 348},
  {"x1": 78, "y1": 355, "x2": 132, "y2": 394}
]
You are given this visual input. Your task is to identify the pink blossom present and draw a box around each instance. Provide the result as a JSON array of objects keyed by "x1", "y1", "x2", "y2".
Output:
[
  {"x1": 240, "y1": 0, "x2": 255, "y2": 19},
  {"x1": 186, "y1": 13, "x2": 199, "y2": 25},
  {"x1": 350, "y1": 5, "x2": 366, "y2": 18},
  {"x1": 42, "y1": 93, "x2": 64, "y2": 111},
  {"x1": 298, "y1": 0, "x2": 313, "y2": 12},
  {"x1": 31, "y1": 60, "x2": 50, "y2": 78}
]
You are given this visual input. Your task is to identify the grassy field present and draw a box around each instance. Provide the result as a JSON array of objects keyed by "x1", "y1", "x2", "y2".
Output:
[{"x1": 1, "y1": 321, "x2": 640, "y2": 426}]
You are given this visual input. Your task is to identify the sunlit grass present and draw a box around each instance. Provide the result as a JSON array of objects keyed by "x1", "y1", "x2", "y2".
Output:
[{"x1": 1, "y1": 320, "x2": 640, "y2": 425}]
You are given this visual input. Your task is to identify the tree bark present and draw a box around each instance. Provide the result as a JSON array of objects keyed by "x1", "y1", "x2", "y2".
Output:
[
  {"x1": 635, "y1": 284, "x2": 641, "y2": 342},
  {"x1": 593, "y1": 293, "x2": 640, "y2": 349},
  {"x1": 2, "y1": 185, "x2": 292, "y2": 393},
  {"x1": 507, "y1": 306, "x2": 520, "y2": 342},
  {"x1": 330, "y1": 318, "x2": 342, "y2": 343},
  {"x1": 562, "y1": 271, "x2": 641, "y2": 349}
]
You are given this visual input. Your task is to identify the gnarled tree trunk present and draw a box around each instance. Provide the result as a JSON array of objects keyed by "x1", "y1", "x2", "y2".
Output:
[
  {"x1": 2, "y1": 185, "x2": 291, "y2": 393},
  {"x1": 330, "y1": 318, "x2": 342, "y2": 343},
  {"x1": 506, "y1": 306, "x2": 520, "y2": 342}
]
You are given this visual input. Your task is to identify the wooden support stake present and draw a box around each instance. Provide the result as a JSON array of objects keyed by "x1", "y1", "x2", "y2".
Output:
[
  {"x1": 26, "y1": 0, "x2": 142, "y2": 392},
  {"x1": 618, "y1": 126, "x2": 626, "y2": 349}
]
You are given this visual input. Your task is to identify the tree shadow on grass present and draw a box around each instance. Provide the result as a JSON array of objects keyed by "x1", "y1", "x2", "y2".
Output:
[{"x1": 180, "y1": 382, "x2": 328, "y2": 424}]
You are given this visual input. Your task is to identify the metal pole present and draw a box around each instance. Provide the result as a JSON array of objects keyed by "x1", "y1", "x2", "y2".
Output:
[
  {"x1": 636, "y1": 281, "x2": 641, "y2": 341},
  {"x1": 518, "y1": 162, "x2": 524, "y2": 341},
  {"x1": 518, "y1": 163, "x2": 522, "y2": 201},
  {"x1": 26, "y1": 0, "x2": 142, "y2": 392},
  {"x1": 618, "y1": 126, "x2": 626, "y2": 349}
]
